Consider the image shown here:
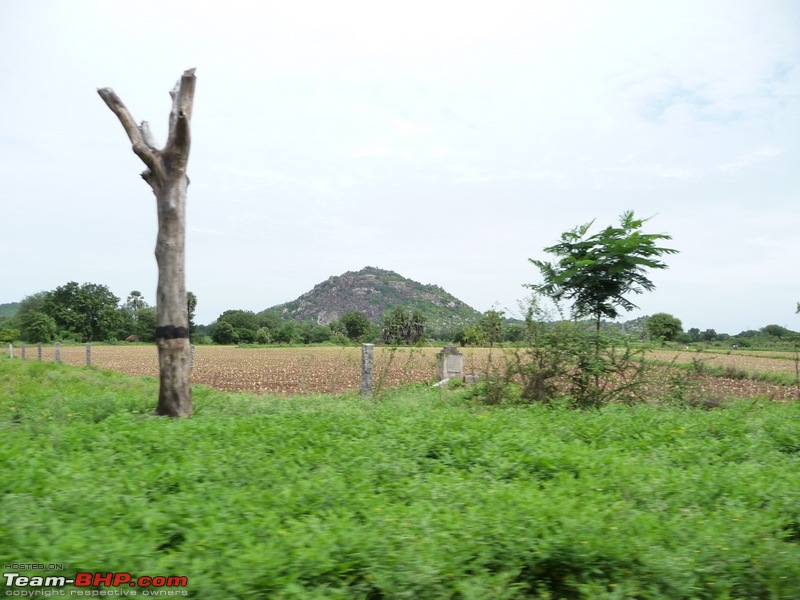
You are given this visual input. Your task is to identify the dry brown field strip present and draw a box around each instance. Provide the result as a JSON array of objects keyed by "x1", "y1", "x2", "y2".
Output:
[
  {"x1": 4, "y1": 345, "x2": 494, "y2": 394},
  {"x1": 5, "y1": 345, "x2": 797, "y2": 398},
  {"x1": 647, "y1": 349, "x2": 799, "y2": 377}
]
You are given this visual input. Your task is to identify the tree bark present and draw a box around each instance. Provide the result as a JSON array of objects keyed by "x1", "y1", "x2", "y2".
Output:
[{"x1": 99, "y1": 68, "x2": 196, "y2": 417}]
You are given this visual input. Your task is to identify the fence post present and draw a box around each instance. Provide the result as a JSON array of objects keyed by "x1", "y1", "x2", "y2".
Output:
[
  {"x1": 55, "y1": 342, "x2": 61, "y2": 363},
  {"x1": 360, "y1": 343, "x2": 374, "y2": 399},
  {"x1": 86, "y1": 343, "x2": 91, "y2": 366},
  {"x1": 21, "y1": 343, "x2": 26, "y2": 359},
  {"x1": 7, "y1": 344, "x2": 12, "y2": 359},
  {"x1": 190, "y1": 344, "x2": 195, "y2": 372},
  {"x1": 37, "y1": 342, "x2": 42, "y2": 360}
]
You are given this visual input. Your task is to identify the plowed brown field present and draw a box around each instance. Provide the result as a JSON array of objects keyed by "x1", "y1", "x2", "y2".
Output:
[{"x1": 4, "y1": 344, "x2": 798, "y2": 399}]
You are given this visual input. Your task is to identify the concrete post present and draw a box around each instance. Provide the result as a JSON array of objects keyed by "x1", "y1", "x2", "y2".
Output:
[{"x1": 360, "y1": 343, "x2": 374, "y2": 399}]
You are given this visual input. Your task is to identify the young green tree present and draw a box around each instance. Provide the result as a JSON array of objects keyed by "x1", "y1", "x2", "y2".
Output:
[
  {"x1": 646, "y1": 313, "x2": 683, "y2": 343},
  {"x1": 478, "y1": 309, "x2": 505, "y2": 347},
  {"x1": 530, "y1": 211, "x2": 678, "y2": 333},
  {"x1": 525, "y1": 212, "x2": 677, "y2": 406}
]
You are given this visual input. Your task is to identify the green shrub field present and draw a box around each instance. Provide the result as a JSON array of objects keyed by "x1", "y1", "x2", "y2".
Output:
[{"x1": 2, "y1": 359, "x2": 800, "y2": 598}]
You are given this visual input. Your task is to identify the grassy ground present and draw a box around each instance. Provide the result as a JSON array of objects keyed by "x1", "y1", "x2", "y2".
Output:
[{"x1": 2, "y1": 359, "x2": 800, "y2": 598}]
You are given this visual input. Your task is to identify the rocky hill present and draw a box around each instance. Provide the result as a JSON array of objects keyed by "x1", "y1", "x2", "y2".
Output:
[{"x1": 267, "y1": 267, "x2": 482, "y2": 329}]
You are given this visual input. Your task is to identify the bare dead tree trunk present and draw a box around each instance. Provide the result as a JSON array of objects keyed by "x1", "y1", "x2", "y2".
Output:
[{"x1": 98, "y1": 69, "x2": 196, "y2": 417}]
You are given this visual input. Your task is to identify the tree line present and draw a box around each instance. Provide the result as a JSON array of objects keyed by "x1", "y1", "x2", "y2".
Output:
[
  {"x1": 0, "y1": 282, "x2": 196, "y2": 344},
  {"x1": 0, "y1": 281, "x2": 795, "y2": 349},
  {"x1": 201, "y1": 305, "x2": 429, "y2": 346}
]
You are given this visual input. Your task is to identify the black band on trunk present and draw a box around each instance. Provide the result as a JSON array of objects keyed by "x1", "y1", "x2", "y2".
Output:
[{"x1": 156, "y1": 325, "x2": 190, "y2": 340}]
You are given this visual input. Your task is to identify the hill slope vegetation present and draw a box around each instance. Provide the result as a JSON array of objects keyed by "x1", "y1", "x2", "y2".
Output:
[{"x1": 268, "y1": 266, "x2": 482, "y2": 329}]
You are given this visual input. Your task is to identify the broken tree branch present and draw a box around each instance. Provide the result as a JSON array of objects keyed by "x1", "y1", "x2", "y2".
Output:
[
  {"x1": 166, "y1": 68, "x2": 196, "y2": 160},
  {"x1": 97, "y1": 87, "x2": 166, "y2": 187}
]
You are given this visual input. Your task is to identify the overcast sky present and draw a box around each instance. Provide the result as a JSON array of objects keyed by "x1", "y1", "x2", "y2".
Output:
[{"x1": 2, "y1": 1, "x2": 798, "y2": 333}]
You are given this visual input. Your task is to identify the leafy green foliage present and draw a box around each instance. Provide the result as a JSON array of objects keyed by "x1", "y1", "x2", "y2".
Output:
[
  {"x1": 341, "y1": 311, "x2": 371, "y2": 340},
  {"x1": 212, "y1": 321, "x2": 236, "y2": 344},
  {"x1": 761, "y1": 324, "x2": 791, "y2": 339},
  {"x1": 381, "y1": 305, "x2": 426, "y2": 345},
  {"x1": 3, "y1": 360, "x2": 800, "y2": 598},
  {"x1": 0, "y1": 327, "x2": 20, "y2": 343},
  {"x1": 217, "y1": 309, "x2": 260, "y2": 331},
  {"x1": 530, "y1": 211, "x2": 678, "y2": 330},
  {"x1": 19, "y1": 311, "x2": 57, "y2": 343},
  {"x1": 255, "y1": 327, "x2": 272, "y2": 344},
  {"x1": 42, "y1": 281, "x2": 125, "y2": 342},
  {"x1": 132, "y1": 306, "x2": 157, "y2": 342},
  {"x1": 274, "y1": 320, "x2": 299, "y2": 344},
  {"x1": 306, "y1": 324, "x2": 332, "y2": 344},
  {"x1": 125, "y1": 290, "x2": 147, "y2": 312},
  {"x1": 478, "y1": 309, "x2": 505, "y2": 347},
  {"x1": 647, "y1": 312, "x2": 683, "y2": 343}
]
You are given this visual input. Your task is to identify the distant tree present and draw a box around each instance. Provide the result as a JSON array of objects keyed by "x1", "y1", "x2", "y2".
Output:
[
  {"x1": 478, "y1": 309, "x2": 505, "y2": 347},
  {"x1": 126, "y1": 291, "x2": 148, "y2": 314},
  {"x1": 381, "y1": 306, "x2": 426, "y2": 345},
  {"x1": 736, "y1": 330, "x2": 759, "y2": 338},
  {"x1": 134, "y1": 307, "x2": 158, "y2": 342},
  {"x1": 257, "y1": 311, "x2": 282, "y2": 332},
  {"x1": 530, "y1": 211, "x2": 678, "y2": 334},
  {"x1": 308, "y1": 324, "x2": 333, "y2": 344},
  {"x1": 0, "y1": 327, "x2": 20, "y2": 343},
  {"x1": 235, "y1": 327, "x2": 256, "y2": 344},
  {"x1": 43, "y1": 282, "x2": 123, "y2": 342},
  {"x1": 505, "y1": 324, "x2": 525, "y2": 342},
  {"x1": 274, "y1": 321, "x2": 298, "y2": 344},
  {"x1": 212, "y1": 321, "x2": 236, "y2": 345},
  {"x1": 761, "y1": 324, "x2": 790, "y2": 339},
  {"x1": 341, "y1": 311, "x2": 371, "y2": 341},
  {"x1": 255, "y1": 327, "x2": 271, "y2": 344},
  {"x1": 328, "y1": 318, "x2": 345, "y2": 336},
  {"x1": 458, "y1": 326, "x2": 484, "y2": 347},
  {"x1": 20, "y1": 311, "x2": 57, "y2": 343},
  {"x1": 699, "y1": 329, "x2": 717, "y2": 342},
  {"x1": 17, "y1": 292, "x2": 49, "y2": 319},
  {"x1": 218, "y1": 309, "x2": 260, "y2": 331},
  {"x1": 646, "y1": 313, "x2": 683, "y2": 343},
  {"x1": 687, "y1": 327, "x2": 700, "y2": 342}
]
